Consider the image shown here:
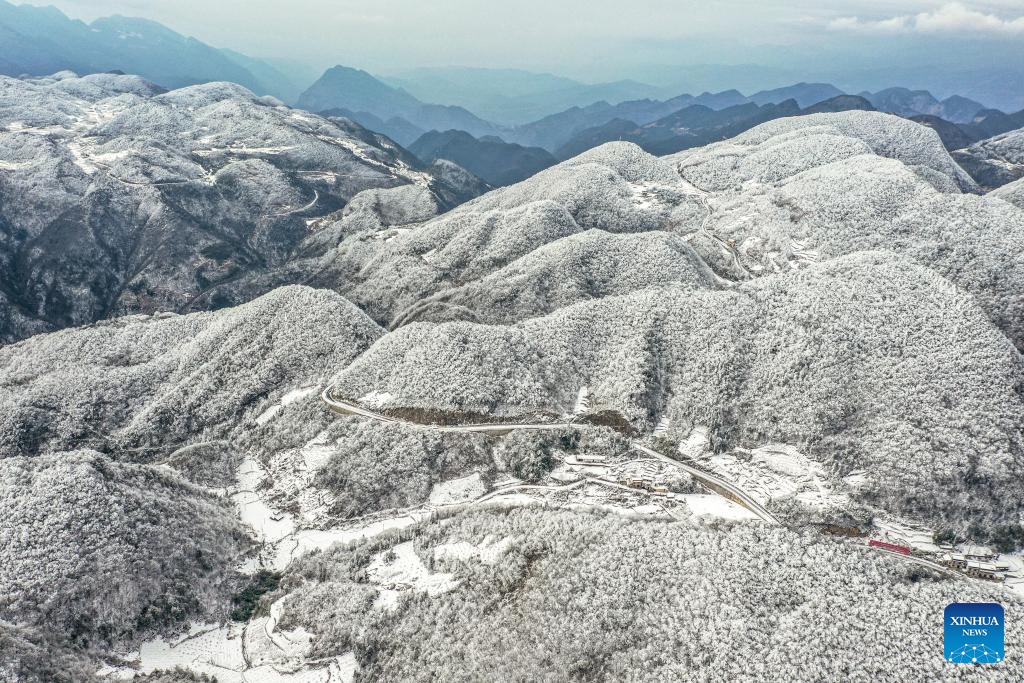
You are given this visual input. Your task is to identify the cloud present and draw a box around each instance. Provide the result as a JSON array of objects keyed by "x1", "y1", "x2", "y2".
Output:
[{"x1": 828, "y1": 2, "x2": 1024, "y2": 35}]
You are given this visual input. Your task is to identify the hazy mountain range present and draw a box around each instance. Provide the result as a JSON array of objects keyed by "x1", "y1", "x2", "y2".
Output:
[
  {"x1": 381, "y1": 66, "x2": 669, "y2": 126},
  {"x1": 294, "y1": 67, "x2": 1010, "y2": 157},
  {"x1": 0, "y1": 0, "x2": 301, "y2": 100}
]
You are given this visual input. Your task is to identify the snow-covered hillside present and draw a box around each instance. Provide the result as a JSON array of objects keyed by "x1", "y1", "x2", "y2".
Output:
[
  {"x1": 992, "y1": 176, "x2": 1024, "y2": 208},
  {"x1": 0, "y1": 285, "x2": 381, "y2": 459},
  {"x1": 953, "y1": 127, "x2": 1024, "y2": 190},
  {"x1": 218, "y1": 113, "x2": 1024, "y2": 350},
  {"x1": 5, "y1": 105, "x2": 1024, "y2": 681},
  {"x1": 0, "y1": 450, "x2": 251, "y2": 648},
  {"x1": 335, "y1": 252, "x2": 1024, "y2": 528},
  {"x1": 0, "y1": 72, "x2": 486, "y2": 343}
]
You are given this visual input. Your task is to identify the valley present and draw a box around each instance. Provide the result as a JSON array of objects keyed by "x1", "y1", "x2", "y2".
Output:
[{"x1": 2, "y1": 40, "x2": 1024, "y2": 679}]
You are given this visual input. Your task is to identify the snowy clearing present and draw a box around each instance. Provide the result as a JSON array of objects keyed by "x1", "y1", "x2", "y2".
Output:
[
  {"x1": 358, "y1": 390, "x2": 396, "y2": 408},
  {"x1": 103, "y1": 618, "x2": 355, "y2": 683},
  {"x1": 434, "y1": 534, "x2": 518, "y2": 565},
  {"x1": 680, "y1": 494, "x2": 760, "y2": 521},
  {"x1": 700, "y1": 442, "x2": 851, "y2": 512},
  {"x1": 366, "y1": 541, "x2": 460, "y2": 609},
  {"x1": 429, "y1": 472, "x2": 487, "y2": 505}
]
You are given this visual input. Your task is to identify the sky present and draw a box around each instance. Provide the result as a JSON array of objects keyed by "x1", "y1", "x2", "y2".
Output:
[{"x1": 19, "y1": 0, "x2": 1024, "y2": 83}]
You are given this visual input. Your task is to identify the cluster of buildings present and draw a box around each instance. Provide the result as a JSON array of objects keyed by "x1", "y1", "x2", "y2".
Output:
[
  {"x1": 938, "y1": 545, "x2": 1011, "y2": 581},
  {"x1": 621, "y1": 472, "x2": 673, "y2": 497}
]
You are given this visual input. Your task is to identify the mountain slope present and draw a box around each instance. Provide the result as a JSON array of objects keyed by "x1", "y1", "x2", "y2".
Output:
[
  {"x1": 0, "y1": 285, "x2": 382, "y2": 459},
  {"x1": 907, "y1": 114, "x2": 979, "y2": 151},
  {"x1": 553, "y1": 96, "x2": 875, "y2": 159},
  {"x1": 289, "y1": 509, "x2": 1024, "y2": 681},
  {"x1": 800, "y1": 94, "x2": 874, "y2": 114},
  {"x1": 1, "y1": 451, "x2": 252, "y2": 646},
  {"x1": 952, "y1": 127, "x2": 1024, "y2": 190},
  {"x1": 409, "y1": 129, "x2": 555, "y2": 186},
  {"x1": 992, "y1": 176, "x2": 1024, "y2": 209},
  {"x1": 0, "y1": 72, "x2": 484, "y2": 343},
  {"x1": 208, "y1": 116, "x2": 1024, "y2": 357},
  {"x1": 508, "y1": 90, "x2": 769, "y2": 152},
  {"x1": 0, "y1": 1, "x2": 297, "y2": 99},
  {"x1": 307, "y1": 114, "x2": 1021, "y2": 353},
  {"x1": 334, "y1": 252, "x2": 1024, "y2": 527},
  {"x1": 749, "y1": 82, "x2": 844, "y2": 108},
  {"x1": 665, "y1": 113, "x2": 1024, "y2": 346},
  {"x1": 860, "y1": 87, "x2": 986, "y2": 123},
  {"x1": 6, "y1": 106, "x2": 1024, "y2": 680},
  {"x1": 383, "y1": 66, "x2": 667, "y2": 125},
  {"x1": 298, "y1": 66, "x2": 501, "y2": 144}
]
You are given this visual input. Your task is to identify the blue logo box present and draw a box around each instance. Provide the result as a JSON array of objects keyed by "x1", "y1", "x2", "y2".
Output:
[{"x1": 945, "y1": 602, "x2": 1004, "y2": 664}]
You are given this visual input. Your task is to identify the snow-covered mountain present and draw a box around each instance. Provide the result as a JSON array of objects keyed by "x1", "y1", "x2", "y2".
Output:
[
  {"x1": 0, "y1": 72, "x2": 485, "y2": 343},
  {"x1": 6, "y1": 104, "x2": 1024, "y2": 681},
  {"x1": 952, "y1": 127, "x2": 1024, "y2": 190}
]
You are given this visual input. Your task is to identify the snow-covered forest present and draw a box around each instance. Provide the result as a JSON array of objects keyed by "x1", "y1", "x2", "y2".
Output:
[
  {"x1": 277, "y1": 508, "x2": 1024, "y2": 682},
  {"x1": 3, "y1": 70, "x2": 1024, "y2": 681}
]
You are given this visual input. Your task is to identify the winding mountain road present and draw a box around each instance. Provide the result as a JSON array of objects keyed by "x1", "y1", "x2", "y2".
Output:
[
  {"x1": 321, "y1": 389, "x2": 570, "y2": 434},
  {"x1": 320, "y1": 387, "x2": 971, "y2": 581},
  {"x1": 629, "y1": 442, "x2": 782, "y2": 525},
  {"x1": 321, "y1": 388, "x2": 778, "y2": 523},
  {"x1": 676, "y1": 181, "x2": 752, "y2": 279}
]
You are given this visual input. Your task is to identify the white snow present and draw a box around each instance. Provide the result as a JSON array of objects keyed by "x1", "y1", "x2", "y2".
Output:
[
  {"x1": 105, "y1": 619, "x2": 353, "y2": 682},
  {"x1": 701, "y1": 442, "x2": 850, "y2": 511},
  {"x1": 255, "y1": 404, "x2": 283, "y2": 426},
  {"x1": 359, "y1": 390, "x2": 395, "y2": 408},
  {"x1": 434, "y1": 534, "x2": 517, "y2": 565},
  {"x1": 273, "y1": 514, "x2": 427, "y2": 572},
  {"x1": 573, "y1": 386, "x2": 590, "y2": 415},
  {"x1": 1000, "y1": 554, "x2": 1024, "y2": 597},
  {"x1": 428, "y1": 472, "x2": 486, "y2": 505},
  {"x1": 679, "y1": 426, "x2": 709, "y2": 459},
  {"x1": 874, "y1": 518, "x2": 939, "y2": 554},
  {"x1": 749, "y1": 443, "x2": 819, "y2": 478},
  {"x1": 366, "y1": 541, "x2": 459, "y2": 609},
  {"x1": 680, "y1": 494, "x2": 760, "y2": 520},
  {"x1": 232, "y1": 456, "x2": 296, "y2": 545},
  {"x1": 653, "y1": 415, "x2": 671, "y2": 436},
  {"x1": 282, "y1": 386, "x2": 318, "y2": 406},
  {"x1": 842, "y1": 470, "x2": 869, "y2": 490},
  {"x1": 256, "y1": 386, "x2": 318, "y2": 426}
]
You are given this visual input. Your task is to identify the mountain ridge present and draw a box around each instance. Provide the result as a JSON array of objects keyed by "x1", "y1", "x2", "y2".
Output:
[{"x1": 0, "y1": 0, "x2": 303, "y2": 100}]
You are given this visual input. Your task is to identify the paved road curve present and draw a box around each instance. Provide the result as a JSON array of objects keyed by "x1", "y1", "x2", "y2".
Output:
[
  {"x1": 630, "y1": 442, "x2": 783, "y2": 525},
  {"x1": 322, "y1": 387, "x2": 778, "y2": 523},
  {"x1": 321, "y1": 386, "x2": 967, "y2": 580}
]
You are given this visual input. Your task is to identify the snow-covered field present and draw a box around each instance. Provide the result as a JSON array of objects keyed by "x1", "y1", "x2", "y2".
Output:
[
  {"x1": 435, "y1": 534, "x2": 518, "y2": 565},
  {"x1": 104, "y1": 617, "x2": 356, "y2": 683},
  {"x1": 230, "y1": 439, "x2": 427, "y2": 572},
  {"x1": 366, "y1": 541, "x2": 460, "y2": 609},
  {"x1": 699, "y1": 442, "x2": 852, "y2": 512},
  {"x1": 678, "y1": 425, "x2": 709, "y2": 459},
  {"x1": 429, "y1": 472, "x2": 487, "y2": 505},
  {"x1": 680, "y1": 494, "x2": 760, "y2": 521}
]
